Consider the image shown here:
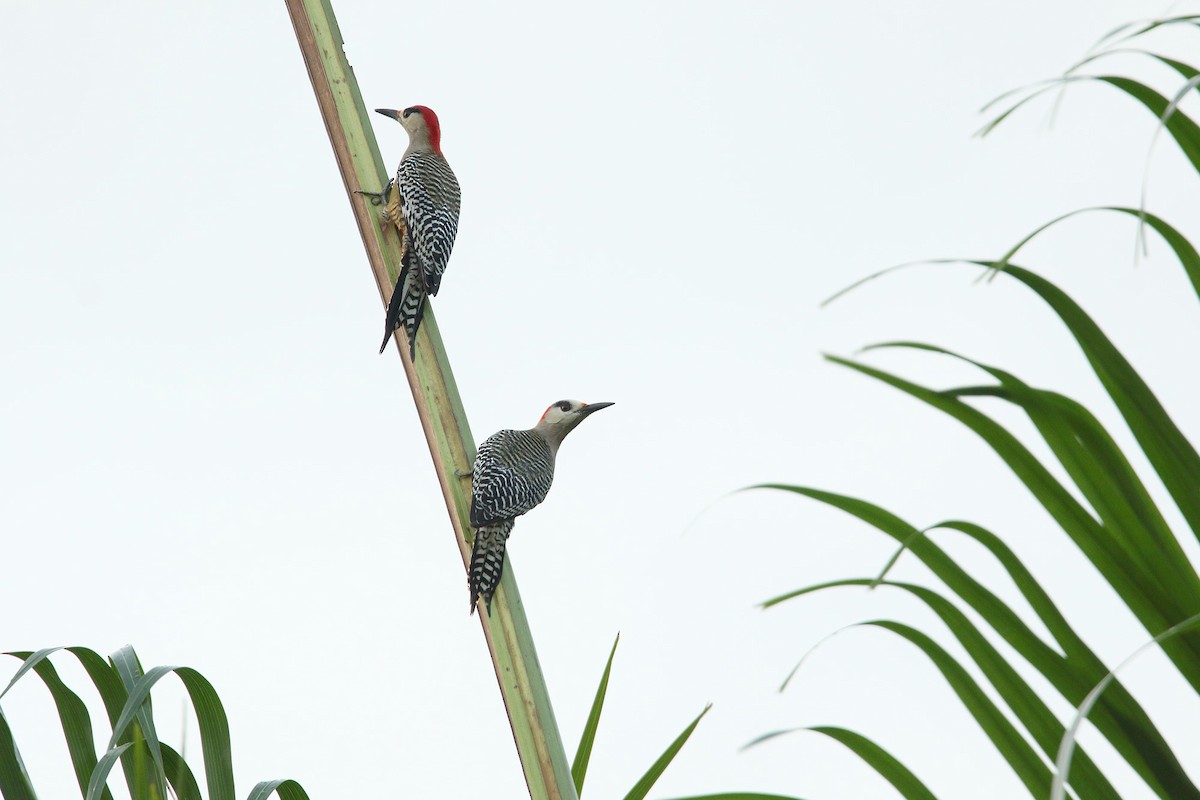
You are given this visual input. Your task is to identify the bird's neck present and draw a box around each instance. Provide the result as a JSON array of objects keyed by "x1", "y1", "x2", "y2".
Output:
[
  {"x1": 405, "y1": 127, "x2": 441, "y2": 157},
  {"x1": 532, "y1": 425, "x2": 569, "y2": 454}
]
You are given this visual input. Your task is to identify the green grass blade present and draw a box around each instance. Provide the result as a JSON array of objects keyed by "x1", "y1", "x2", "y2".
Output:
[
  {"x1": 1089, "y1": 14, "x2": 1200, "y2": 50},
  {"x1": 108, "y1": 650, "x2": 168, "y2": 800},
  {"x1": 991, "y1": 207, "x2": 1200, "y2": 299},
  {"x1": 102, "y1": 662, "x2": 235, "y2": 800},
  {"x1": 978, "y1": 71, "x2": 1200, "y2": 173},
  {"x1": 1068, "y1": 48, "x2": 1200, "y2": 85},
  {"x1": 56, "y1": 648, "x2": 144, "y2": 797},
  {"x1": 1, "y1": 649, "x2": 64, "y2": 699},
  {"x1": 996, "y1": 264, "x2": 1200, "y2": 543},
  {"x1": 753, "y1": 486, "x2": 1198, "y2": 798},
  {"x1": 6, "y1": 651, "x2": 113, "y2": 800},
  {"x1": 871, "y1": 525, "x2": 933, "y2": 585},
  {"x1": 742, "y1": 727, "x2": 936, "y2": 799},
  {"x1": 160, "y1": 743, "x2": 203, "y2": 800},
  {"x1": 174, "y1": 667, "x2": 235, "y2": 800},
  {"x1": 621, "y1": 704, "x2": 711, "y2": 800},
  {"x1": 974, "y1": 382, "x2": 1195, "y2": 588},
  {"x1": 976, "y1": 79, "x2": 1088, "y2": 137},
  {"x1": 0, "y1": 708, "x2": 37, "y2": 800},
  {"x1": 809, "y1": 727, "x2": 938, "y2": 800},
  {"x1": 863, "y1": 621, "x2": 1052, "y2": 797},
  {"x1": 1147, "y1": 53, "x2": 1200, "y2": 83},
  {"x1": 1052, "y1": 613, "x2": 1200, "y2": 800},
  {"x1": 1123, "y1": 207, "x2": 1200, "y2": 298},
  {"x1": 247, "y1": 779, "x2": 313, "y2": 800},
  {"x1": 7, "y1": 648, "x2": 143, "y2": 800},
  {"x1": 86, "y1": 743, "x2": 132, "y2": 800},
  {"x1": 769, "y1": 580, "x2": 1122, "y2": 800},
  {"x1": 824, "y1": 353, "x2": 1200, "y2": 684},
  {"x1": 835, "y1": 259, "x2": 1200, "y2": 543},
  {"x1": 1098, "y1": 75, "x2": 1200, "y2": 174},
  {"x1": 869, "y1": 340, "x2": 1200, "y2": 602},
  {"x1": 3, "y1": 646, "x2": 289, "y2": 799},
  {"x1": 572, "y1": 634, "x2": 619, "y2": 796},
  {"x1": 933, "y1": 523, "x2": 1198, "y2": 799},
  {"x1": 64, "y1": 649, "x2": 126, "y2": 727}
]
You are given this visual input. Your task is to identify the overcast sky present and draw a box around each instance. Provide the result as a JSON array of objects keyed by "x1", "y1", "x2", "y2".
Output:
[{"x1": 3, "y1": 1, "x2": 1199, "y2": 798}]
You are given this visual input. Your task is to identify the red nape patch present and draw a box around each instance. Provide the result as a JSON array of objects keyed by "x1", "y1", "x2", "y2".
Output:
[
  {"x1": 538, "y1": 404, "x2": 555, "y2": 423},
  {"x1": 410, "y1": 105, "x2": 442, "y2": 153}
]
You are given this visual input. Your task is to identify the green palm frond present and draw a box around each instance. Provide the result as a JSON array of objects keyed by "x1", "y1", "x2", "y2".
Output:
[
  {"x1": 749, "y1": 18, "x2": 1200, "y2": 800},
  {"x1": 0, "y1": 646, "x2": 306, "y2": 800}
]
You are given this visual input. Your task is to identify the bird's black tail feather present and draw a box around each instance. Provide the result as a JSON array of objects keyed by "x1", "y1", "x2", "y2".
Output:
[
  {"x1": 469, "y1": 520, "x2": 515, "y2": 616},
  {"x1": 379, "y1": 259, "x2": 427, "y2": 357}
]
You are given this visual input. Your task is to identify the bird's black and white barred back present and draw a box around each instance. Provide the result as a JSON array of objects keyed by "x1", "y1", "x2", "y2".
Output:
[
  {"x1": 397, "y1": 150, "x2": 460, "y2": 296},
  {"x1": 470, "y1": 429, "x2": 556, "y2": 528},
  {"x1": 373, "y1": 105, "x2": 461, "y2": 357}
]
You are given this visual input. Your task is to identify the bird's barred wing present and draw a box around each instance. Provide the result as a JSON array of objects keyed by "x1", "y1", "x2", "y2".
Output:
[
  {"x1": 470, "y1": 430, "x2": 554, "y2": 528},
  {"x1": 397, "y1": 153, "x2": 461, "y2": 297}
]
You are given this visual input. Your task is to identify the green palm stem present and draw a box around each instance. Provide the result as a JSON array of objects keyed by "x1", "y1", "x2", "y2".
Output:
[{"x1": 284, "y1": 1, "x2": 577, "y2": 797}]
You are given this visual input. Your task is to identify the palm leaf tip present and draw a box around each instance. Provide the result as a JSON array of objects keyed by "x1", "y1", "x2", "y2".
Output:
[
  {"x1": 622, "y1": 703, "x2": 712, "y2": 800},
  {"x1": 572, "y1": 633, "x2": 620, "y2": 796}
]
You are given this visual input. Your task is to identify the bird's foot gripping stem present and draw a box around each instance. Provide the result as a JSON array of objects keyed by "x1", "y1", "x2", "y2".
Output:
[
  {"x1": 354, "y1": 189, "x2": 387, "y2": 206},
  {"x1": 358, "y1": 182, "x2": 404, "y2": 228},
  {"x1": 354, "y1": 180, "x2": 393, "y2": 207},
  {"x1": 453, "y1": 467, "x2": 473, "y2": 479}
]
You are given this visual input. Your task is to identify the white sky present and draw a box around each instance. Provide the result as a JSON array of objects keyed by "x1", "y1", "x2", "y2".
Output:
[{"x1": 3, "y1": 1, "x2": 1199, "y2": 798}]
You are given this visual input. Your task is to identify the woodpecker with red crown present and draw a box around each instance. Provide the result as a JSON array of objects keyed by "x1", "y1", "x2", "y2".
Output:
[
  {"x1": 459, "y1": 400, "x2": 614, "y2": 615},
  {"x1": 368, "y1": 105, "x2": 461, "y2": 357}
]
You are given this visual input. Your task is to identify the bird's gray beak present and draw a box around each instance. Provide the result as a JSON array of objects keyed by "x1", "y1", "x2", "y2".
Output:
[
  {"x1": 375, "y1": 108, "x2": 401, "y2": 121},
  {"x1": 577, "y1": 402, "x2": 614, "y2": 417}
]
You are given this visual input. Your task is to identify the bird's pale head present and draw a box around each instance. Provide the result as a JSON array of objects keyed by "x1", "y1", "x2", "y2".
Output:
[
  {"x1": 535, "y1": 399, "x2": 614, "y2": 445},
  {"x1": 374, "y1": 105, "x2": 443, "y2": 154}
]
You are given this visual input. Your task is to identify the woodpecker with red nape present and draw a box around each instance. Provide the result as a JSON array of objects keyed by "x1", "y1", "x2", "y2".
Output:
[
  {"x1": 369, "y1": 105, "x2": 461, "y2": 357},
  {"x1": 462, "y1": 400, "x2": 614, "y2": 615}
]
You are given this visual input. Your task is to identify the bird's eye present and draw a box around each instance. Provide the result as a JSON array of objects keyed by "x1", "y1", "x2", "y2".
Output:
[
  {"x1": 557, "y1": 401, "x2": 572, "y2": 412},
  {"x1": 402, "y1": 107, "x2": 418, "y2": 118}
]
